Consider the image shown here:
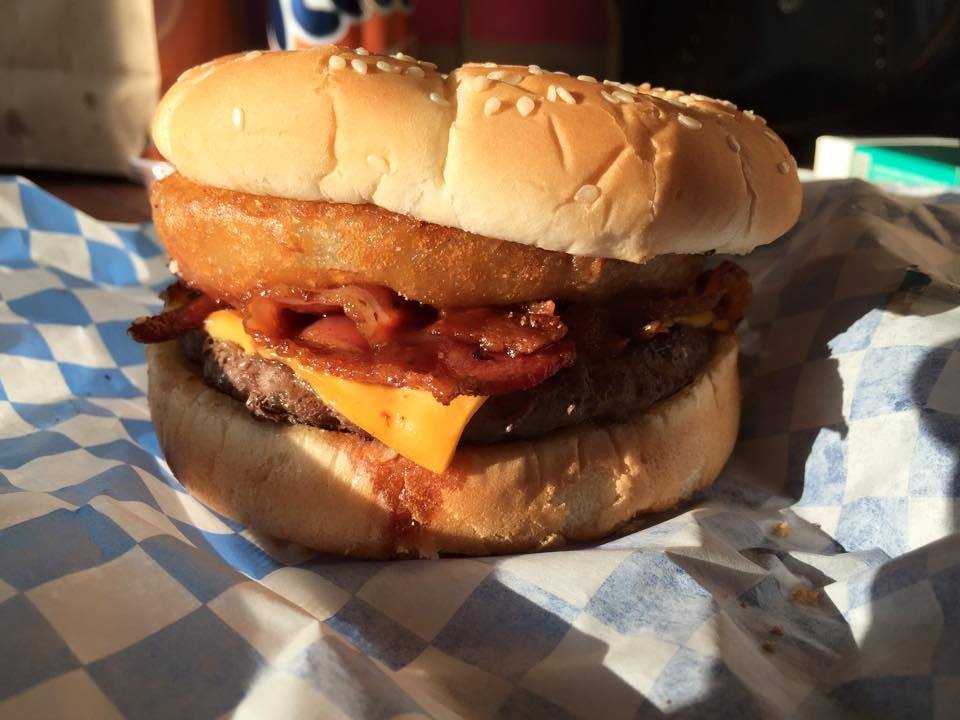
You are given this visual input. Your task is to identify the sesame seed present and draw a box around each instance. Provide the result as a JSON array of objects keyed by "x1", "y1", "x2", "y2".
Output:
[
  {"x1": 405, "y1": 65, "x2": 425, "y2": 77},
  {"x1": 429, "y1": 92, "x2": 450, "y2": 106},
  {"x1": 528, "y1": 64, "x2": 543, "y2": 75},
  {"x1": 718, "y1": 99, "x2": 737, "y2": 109},
  {"x1": 577, "y1": 74, "x2": 597, "y2": 83},
  {"x1": 179, "y1": 66, "x2": 211, "y2": 83},
  {"x1": 516, "y1": 96, "x2": 535, "y2": 116},
  {"x1": 639, "y1": 82, "x2": 652, "y2": 90},
  {"x1": 351, "y1": 58, "x2": 368, "y2": 74},
  {"x1": 328, "y1": 55, "x2": 346, "y2": 70},
  {"x1": 242, "y1": 50, "x2": 262, "y2": 61},
  {"x1": 473, "y1": 76, "x2": 492, "y2": 91},
  {"x1": 612, "y1": 89, "x2": 635, "y2": 103},
  {"x1": 566, "y1": 403, "x2": 576, "y2": 415},
  {"x1": 620, "y1": 82, "x2": 638, "y2": 93},
  {"x1": 575, "y1": 184, "x2": 600, "y2": 203},
  {"x1": 192, "y1": 67, "x2": 214, "y2": 83},
  {"x1": 483, "y1": 61, "x2": 497, "y2": 68},
  {"x1": 504, "y1": 423, "x2": 514, "y2": 433},
  {"x1": 547, "y1": 85, "x2": 558, "y2": 102},
  {"x1": 555, "y1": 71, "x2": 570, "y2": 76},
  {"x1": 678, "y1": 113, "x2": 702, "y2": 129},
  {"x1": 600, "y1": 90, "x2": 619, "y2": 104},
  {"x1": 727, "y1": 134, "x2": 741, "y2": 152},
  {"x1": 484, "y1": 97, "x2": 501, "y2": 115},
  {"x1": 689, "y1": 93, "x2": 710, "y2": 102},
  {"x1": 778, "y1": 161, "x2": 791, "y2": 174},
  {"x1": 168, "y1": 259, "x2": 180, "y2": 275},
  {"x1": 652, "y1": 86, "x2": 665, "y2": 93},
  {"x1": 367, "y1": 154, "x2": 389, "y2": 173},
  {"x1": 376, "y1": 60, "x2": 397, "y2": 73},
  {"x1": 487, "y1": 70, "x2": 522, "y2": 85},
  {"x1": 743, "y1": 109, "x2": 756, "y2": 119},
  {"x1": 666, "y1": 89, "x2": 684, "y2": 99},
  {"x1": 556, "y1": 86, "x2": 576, "y2": 104},
  {"x1": 232, "y1": 106, "x2": 244, "y2": 129},
  {"x1": 420, "y1": 60, "x2": 438, "y2": 70},
  {"x1": 354, "y1": 47, "x2": 369, "y2": 55},
  {"x1": 602, "y1": 79, "x2": 617, "y2": 86},
  {"x1": 394, "y1": 52, "x2": 415, "y2": 61}
]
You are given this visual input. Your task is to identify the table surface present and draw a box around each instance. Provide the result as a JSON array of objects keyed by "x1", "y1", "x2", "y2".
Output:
[{"x1": 11, "y1": 171, "x2": 151, "y2": 223}]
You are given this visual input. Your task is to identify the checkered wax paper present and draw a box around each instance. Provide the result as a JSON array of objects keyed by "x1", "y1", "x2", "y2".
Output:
[{"x1": 0, "y1": 175, "x2": 958, "y2": 720}]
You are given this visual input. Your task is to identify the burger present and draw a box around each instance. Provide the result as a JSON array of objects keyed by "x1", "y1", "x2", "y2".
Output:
[{"x1": 131, "y1": 46, "x2": 801, "y2": 558}]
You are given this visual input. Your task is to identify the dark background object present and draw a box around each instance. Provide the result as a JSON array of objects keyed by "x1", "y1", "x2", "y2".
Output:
[{"x1": 619, "y1": 0, "x2": 960, "y2": 165}]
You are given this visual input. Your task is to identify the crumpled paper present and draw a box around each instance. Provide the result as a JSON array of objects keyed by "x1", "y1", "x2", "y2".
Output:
[{"x1": 0, "y1": 176, "x2": 957, "y2": 719}]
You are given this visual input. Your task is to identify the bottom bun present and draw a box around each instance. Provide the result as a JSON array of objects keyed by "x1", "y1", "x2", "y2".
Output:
[{"x1": 146, "y1": 334, "x2": 740, "y2": 558}]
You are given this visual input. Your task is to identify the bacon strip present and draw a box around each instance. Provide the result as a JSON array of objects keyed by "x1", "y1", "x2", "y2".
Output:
[
  {"x1": 429, "y1": 307, "x2": 567, "y2": 357},
  {"x1": 258, "y1": 285, "x2": 414, "y2": 347},
  {"x1": 566, "y1": 261, "x2": 752, "y2": 353},
  {"x1": 280, "y1": 335, "x2": 575, "y2": 403},
  {"x1": 299, "y1": 316, "x2": 370, "y2": 354},
  {"x1": 327, "y1": 285, "x2": 411, "y2": 347},
  {"x1": 636, "y1": 261, "x2": 751, "y2": 327},
  {"x1": 129, "y1": 263, "x2": 749, "y2": 402},
  {"x1": 241, "y1": 291, "x2": 575, "y2": 402},
  {"x1": 129, "y1": 286, "x2": 219, "y2": 343}
]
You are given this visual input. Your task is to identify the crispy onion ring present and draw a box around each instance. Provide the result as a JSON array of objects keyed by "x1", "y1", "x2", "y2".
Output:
[{"x1": 152, "y1": 173, "x2": 704, "y2": 307}]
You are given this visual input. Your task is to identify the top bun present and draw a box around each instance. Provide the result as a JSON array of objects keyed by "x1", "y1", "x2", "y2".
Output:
[{"x1": 153, "y1": 46, "x2": 801, "y2": 264}]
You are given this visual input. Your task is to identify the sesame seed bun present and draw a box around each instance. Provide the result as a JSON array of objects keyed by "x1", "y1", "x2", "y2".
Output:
[
  {"x1": 145, "y1": 333, "x2": 740, "y2": 558},
  {"x1": 152, "y1": 46, "x2": 800, "y2": 264}
]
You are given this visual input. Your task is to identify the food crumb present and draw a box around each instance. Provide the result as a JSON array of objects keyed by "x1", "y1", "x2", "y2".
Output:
[
  {"x1": 770, "y1": 625, "x2": 784, "y2": 636},
  {"x1": 504, "y1": 424, "x2": 514, "y2": 433},
  {"x1": 791, "y1": 588, "x2": 821, "y2": 606},
  {"x1": 771, "y1": 520, "x2": 791, "y2": 538},
  {"x1": 566, "y1": 403, "x2": 576, "y2": 416},
  {"x1": 761, "y1": 641, "x2": 775, "y2": 654}
]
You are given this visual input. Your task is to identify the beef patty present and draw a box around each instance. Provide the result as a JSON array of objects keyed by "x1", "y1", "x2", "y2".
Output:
[{"x1": 182, "y1": 325, "x2": 714, "y2": 444}]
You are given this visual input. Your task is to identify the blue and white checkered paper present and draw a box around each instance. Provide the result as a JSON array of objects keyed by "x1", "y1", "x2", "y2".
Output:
[{"x1": 0, "y1": 175, "x2": 958, "y2": 719}]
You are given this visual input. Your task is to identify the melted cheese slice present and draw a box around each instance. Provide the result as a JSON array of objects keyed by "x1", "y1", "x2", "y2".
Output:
[{"x1": 204, "y1": 310, "x2": 487, "y2": 474}]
